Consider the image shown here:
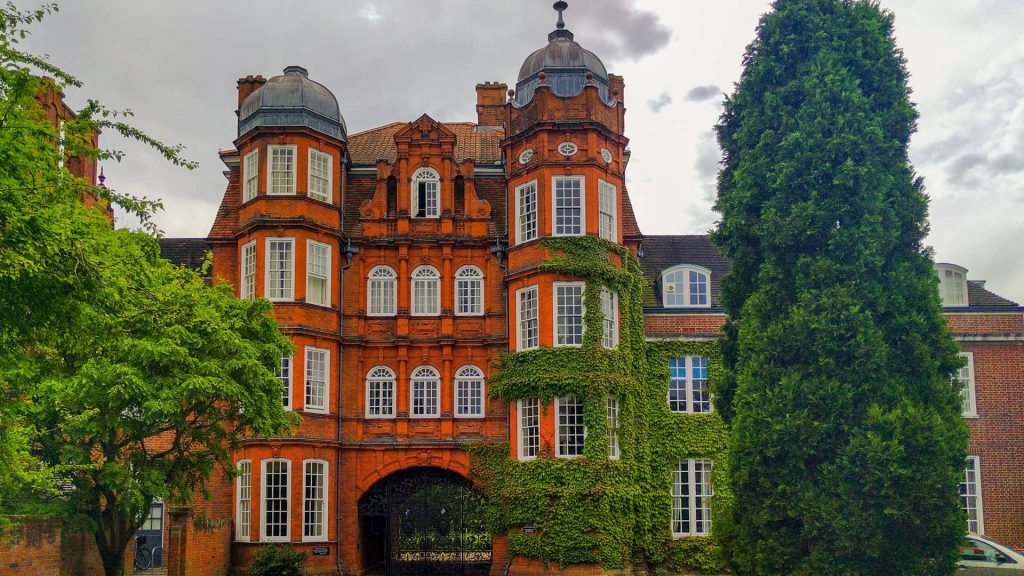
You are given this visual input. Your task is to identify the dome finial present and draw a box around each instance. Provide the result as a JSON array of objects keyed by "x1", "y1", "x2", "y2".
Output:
[{"x1": 553, "y1": 1, "x2": 568, "y2": 30}]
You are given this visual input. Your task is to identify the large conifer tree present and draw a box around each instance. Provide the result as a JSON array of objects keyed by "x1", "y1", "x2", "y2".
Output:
[{"x1": 712, "y1": 1, "x2": 968, "y2": 574}]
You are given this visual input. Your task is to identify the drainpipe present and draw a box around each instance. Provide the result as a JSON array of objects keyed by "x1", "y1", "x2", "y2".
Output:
[{"x1": 337, "y1": 241, "x2": 359, "y2": 575}]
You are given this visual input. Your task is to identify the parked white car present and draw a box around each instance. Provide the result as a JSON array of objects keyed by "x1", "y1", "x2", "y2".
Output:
[{"x1": 960, "y1": 533, "x2": 1024, "y2": 574}]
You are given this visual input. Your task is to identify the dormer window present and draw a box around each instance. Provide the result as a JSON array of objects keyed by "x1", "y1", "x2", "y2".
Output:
[
  {"x1": 662, "y1": 265, "x2": 710, "y2": 308},
  {"x1": 937, "y1": 263, "x2": 968, "y2": 307},
  {"x1": 411, "y1": 167, "x2": 440, "y2": 218}
]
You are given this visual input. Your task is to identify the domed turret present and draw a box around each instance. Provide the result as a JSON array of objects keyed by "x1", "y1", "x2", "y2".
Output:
[
  {"x1": 514, "y1": 1, "x2": 611, "y2": 106},
  {"x1": 238, "y1": 66, "x2": 347, "y2": 141}
]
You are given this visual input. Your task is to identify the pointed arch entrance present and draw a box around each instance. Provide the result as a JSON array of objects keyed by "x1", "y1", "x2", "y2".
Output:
[{"x1": 358, "y1": 467, "x2": 491, "y2": 575}]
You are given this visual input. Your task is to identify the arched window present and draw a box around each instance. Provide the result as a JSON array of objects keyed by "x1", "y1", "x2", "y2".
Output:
[
  {"x1": 936, "y1": 263, "x2": 968, "y2": 307},
  {"x1": 365, "y1": 366, "x2": 395, "y2": 418},
  {"x1": 455, "y1": 265, "x2": 484, "y2": 316},
  {"x1": 662, "y1": 265, "x2": 710, "y2": 308},
  {"x1": 367, "y1": 266, "x2": 396, "y2": 316},
  {"x1": 410, "y1": 366, "x2": 440, "y2": 418},
  {"x1": 411, "y1": 266, "x2": 440, "y2": 316},
  {"x1": 411, "y1": 167, "x2": 440, "y2": 218},
  {"x1": 454, "y1": 365, "x2": 485, "y2": 418}
]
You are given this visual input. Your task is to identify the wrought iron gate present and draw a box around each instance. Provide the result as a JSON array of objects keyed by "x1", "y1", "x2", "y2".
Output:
[{"x1": 359, "y1": 468, "x2": 492, "y2": 576}]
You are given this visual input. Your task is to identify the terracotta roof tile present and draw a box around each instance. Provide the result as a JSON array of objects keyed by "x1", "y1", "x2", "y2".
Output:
[
  {"x1": 621, "y1": 187, "x2": 642, "y2": 237},
  {"x1": 208, "y1": 174, "x2": 240, "y2": 240},
  {"x1": 348, "y1": 121, "x2": 504, "y2": 165}
]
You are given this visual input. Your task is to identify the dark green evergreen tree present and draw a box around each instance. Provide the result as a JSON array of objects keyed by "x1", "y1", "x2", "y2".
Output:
[{"x1": 712, "y1": 1, "x2": 968, "y2": 574}]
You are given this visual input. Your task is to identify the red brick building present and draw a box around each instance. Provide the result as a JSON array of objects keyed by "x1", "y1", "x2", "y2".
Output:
[{"x1": 155, "y1": 5, "x2": 1024, "y2": 576}]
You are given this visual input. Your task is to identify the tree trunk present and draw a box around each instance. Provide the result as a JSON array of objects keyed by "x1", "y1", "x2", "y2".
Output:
[{"x1": 95, "y1": 507, "x2": 134, "y2": 576}]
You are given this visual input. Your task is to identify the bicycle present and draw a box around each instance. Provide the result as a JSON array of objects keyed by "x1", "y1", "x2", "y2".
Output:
[{"x1": 134, "y1": 535, "x2": 153, "y2": 570}]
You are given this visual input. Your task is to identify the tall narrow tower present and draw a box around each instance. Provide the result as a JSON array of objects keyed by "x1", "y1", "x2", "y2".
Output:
[
  {"x1": 208, "y1": 66, "x2": 346, "y2": 572},
  {"x1": 489, "y1": 2, "x2": 642, "y2": 572}
]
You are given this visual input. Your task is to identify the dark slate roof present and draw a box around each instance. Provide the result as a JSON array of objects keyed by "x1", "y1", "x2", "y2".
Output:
[
  {"x1": 966, "y1": 280, "x2": 1020, "y2": 308},
  {"x1": 238, "y1": 66, "x2": 346, "y2": 141},
  {"x1": 639, "y1": 235, "x2": 730, "y2": 309},
  {"x1": 636, "y1": 235, "x2": 1022, "y2": 312},
  {"x1": 159, "y1": 238, "x2": 209, "y2": 273}
]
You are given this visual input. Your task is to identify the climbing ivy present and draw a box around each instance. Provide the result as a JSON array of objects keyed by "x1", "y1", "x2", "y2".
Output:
[{"x1": 471, "y1": 237, "x2": 731, "y2": 573}]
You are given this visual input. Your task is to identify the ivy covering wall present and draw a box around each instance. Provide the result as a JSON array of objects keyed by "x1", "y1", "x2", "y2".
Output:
[{"x1": 471, "y1": 237, "x2": 731, "y2": 573}]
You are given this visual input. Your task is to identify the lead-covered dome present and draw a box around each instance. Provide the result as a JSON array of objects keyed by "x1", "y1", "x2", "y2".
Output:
[
  {"x1": 238, "y1": 66, "x2": 346, "y2": 141},
  {"x1": 514, "y1": 2, "x2": 612, "y2": 106}
]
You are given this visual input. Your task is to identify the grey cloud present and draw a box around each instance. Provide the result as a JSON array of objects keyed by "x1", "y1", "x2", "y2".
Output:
[
  {"x1": 695, "y1": 131, "x2": 722, "y2": 203},
  {"x1": 567, "y1": 0, "x2": 672, "y2": 61},
  {"x1": 647, "y1": 92, "x2": 672, "y2": 113},
  {"x1": 915, "y1": 133, "x2": 972, "y2": 165},
  {"x1": 684, "y1": 85, "x2": 721, "y2": 102},
  {"x1": 991, "y1": 153, "x2": 1024, "y2": 175},
  {"x1": 945, "y1": 151, "x2": 1024, "y2": 187}
]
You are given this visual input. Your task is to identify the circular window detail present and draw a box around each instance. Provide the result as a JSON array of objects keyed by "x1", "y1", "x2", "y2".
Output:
[
  {"x1": 557, "y1": 141, "x2": 578, "y2": 156},
  {"x1": 518, "y1": 149, "x2": 534, "y2": 165},
  {"x1": 600, "y1": 148, "x2": 613, "y2": 164}
]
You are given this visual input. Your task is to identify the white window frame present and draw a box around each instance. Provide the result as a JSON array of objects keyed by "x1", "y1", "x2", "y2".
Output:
[
  {"x1": 240, "y1": 240, "x2": 257, "y2": 299},
  {"x1": 305, "y1": 240, "x2": 331, "y2": 307},
  {"x1": 515, "y1": 179, "x2": 538, "y2": 245},
  {"x1": 278, "y1": 355, "x2": 293, "y2": 411},
  {"x1": 607, "y1": 396, "x2": 620, "y2": 460},
  {"x1": 517, "y1": 285, "x2": 540, "y2": 351},
  {"x1": 959, "y1": 352, "x2": 977, "y2": 418},
  {"x1": 454, "y1": 365, "x2": 485, "y2": 418},
  {"x1": 598, "y1": 178, "x2": 617, "y2": 242},
  {"x1": 517, "y1": 398, "x2": 540, "y2": 461},
  {"x1": 303, "y1": 346, "x2": 329, "y2": 414},
  {"x1": 601, "y1": 288, "x2": 619, "y2": 349},
  {"x1": 963, "y1": 456, "x2": 984, "y2": 534},
  {"x1": 243, "y1": 149, "x2": 259, "y2": 202},
  {"x1": 668, "y1": 356, "x2": 712, "y2": 413},
  {"x1": 555, "y1": 394, "x2": 586, "y2": 458},
  {"x1": 261, "y1": 458, "x2": 291, "y2": 542},
  {"x1": 367, "y1": 266, "x2": 397, "y2": 317},
  {"x1": 365, "y1": 366, "x2": 396, "y2": 419},
  {"x1": 267, "y1": 144, "x2": 297, "y2": 195},
  {"x1": 662, "y1": 264, "x2": 711, "y2": 308},
  {"x1": 937, "y1": 263, "x2": 968, "y2": 307},
  {"x1": 553, "y1": 282, "x2": 586, "y2": 348},
  {"x1": 411, "y1": 167, "x2": 440, "y2": 218},
  {"x1": 235, "y1": 460, "x2": 252, "y2": 541},
  {"x1": 410, "y1": 365, "x2": 440, "y2": 418},
  {"x1": 411, "y1": 265, "x2": 441, "y2": 316},
  {"x1": 672, "y1": 458, "x2": 713, "y2": 537},
  {"x1": 302, "y1": 459, "x2": 328, "y2": 542},
  {"x1": 264, "y1": 237, "x2": 295, "y2": 302},
  {"x1": 551, "y1": 175, "x2": 585, "y2": 237},
  {"x1": 455, "y1": 265, "x2": 484, "y2": 316},
  {"x1": 307, "y1": 148, "x2": 333, "y2": 202}
]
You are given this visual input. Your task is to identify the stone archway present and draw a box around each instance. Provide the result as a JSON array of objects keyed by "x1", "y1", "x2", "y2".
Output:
[{"x1": 357, "y1": 467, "x2": 492, "y2": 576}]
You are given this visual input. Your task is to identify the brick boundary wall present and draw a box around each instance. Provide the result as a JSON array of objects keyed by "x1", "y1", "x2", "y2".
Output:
[{"x1": 0, "y1": 515, "x2": 130, "y2": 576}]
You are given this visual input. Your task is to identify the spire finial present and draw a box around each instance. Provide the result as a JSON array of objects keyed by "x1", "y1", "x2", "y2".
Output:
[
  {"x1": 98, "y1": 167, "x2": 106, "y2": 187},
  {"x1": 553, "y1": 1, "x2": 568, "y2": 29}
]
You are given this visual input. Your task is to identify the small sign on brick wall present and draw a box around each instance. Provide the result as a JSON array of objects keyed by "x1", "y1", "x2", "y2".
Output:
[{"x1": 312, "y1": 546, "x2": 330, "y2": 556}]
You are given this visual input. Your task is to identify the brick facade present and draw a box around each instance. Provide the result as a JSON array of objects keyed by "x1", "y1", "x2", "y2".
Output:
[{"x1": 10, "y1": 5, "x2": 1023, "y2": 575}]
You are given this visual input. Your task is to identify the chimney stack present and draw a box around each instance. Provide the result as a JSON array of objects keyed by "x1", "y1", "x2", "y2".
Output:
[
  {"x1": 236, "y1": 75, "x2": 267, "y2": 112},
  {"x1": 475, "y1": 82, "x2": 508, "y2": 127}
]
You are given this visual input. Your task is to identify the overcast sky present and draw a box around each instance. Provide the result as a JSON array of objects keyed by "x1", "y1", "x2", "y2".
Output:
[{"x1": 20, "y1": 0, "x2": 1024, "y2": 304}]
